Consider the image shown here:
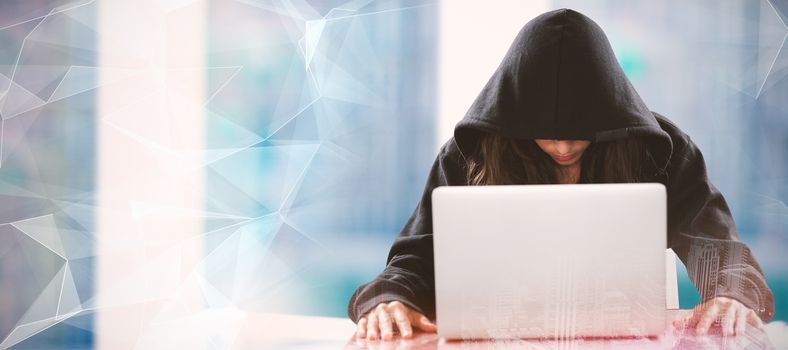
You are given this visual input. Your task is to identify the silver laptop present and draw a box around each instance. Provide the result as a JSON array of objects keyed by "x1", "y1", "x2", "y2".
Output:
[{"x1": 431, "y1": 183, "x2": 667, "y2": 340}]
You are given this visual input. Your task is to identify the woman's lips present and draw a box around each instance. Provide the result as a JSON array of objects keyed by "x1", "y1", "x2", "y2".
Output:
[{"x1": 553, "y1": 154, "x2": 575, "y2": 162}]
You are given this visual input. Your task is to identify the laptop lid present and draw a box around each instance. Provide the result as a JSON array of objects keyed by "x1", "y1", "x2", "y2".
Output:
[{"x1": 431, "y1": 183, "x2": 667, "y2": 340}]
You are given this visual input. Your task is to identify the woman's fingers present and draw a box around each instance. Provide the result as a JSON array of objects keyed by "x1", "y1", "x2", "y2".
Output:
[
  {"x1": 686, "y1": 302, "x2": 705, "y2": 329},
  {"x1": 720, "y1": 303, "x2": 736, "y2": 336},
  {"x1": 366, "y1": 310, "x2": 380, "y2": 340},
  {"x1": 411, "y1": 313, "x2": 437, "y2": 333},
  {"x1": 683, "y1": 297, "x2": 765, "y2": 337},
  {"x1": 356, "y1": 317, "x2": 368, "y2": 339},
  {"x1": 376, "y1": 304, "x2": 395, "y2": 340},
  {"x1": 389, "y1": 304, "x2": 413, "y2": 338},
  {"x1": 735, "y1": 307, "x2": 748, "y2": 336},
  {"x1": 695, "y1": 302, "x2": 720, "y2": 335},
  {"x1": 356, "y1": 302, "x2": 437, "y2": 341},
  {"x1": 746, "y1": 309, "x2": 764, "y2": 329}
]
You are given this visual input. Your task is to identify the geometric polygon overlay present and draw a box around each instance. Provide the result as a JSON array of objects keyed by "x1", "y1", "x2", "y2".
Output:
[
  {"x1": 752, "y1": 0, "x2": 787, "y2": 97},
  {"x1": 5, "y1": 0, "x2": 437, "y2": 347},
  {"x1": 681, "y1": 0, "x2": 788, "y2": 99},
  {"x1": 0, "y1": 221, "x2": 70, "y2": 348},
  {"x1": 206, "y1": 144, "x2": 321, "y2": 215},
  {"x1": 198, "y1": 214, "x2": 326, "y2": 311},
  {"x1": 205, "y1": 0, "x2": 438, "y2": 318},
  {"x1": 716, "y1": 0, "x2": 788, "y2": 99},
  {"x1": 0, "y1": 0, "x2": 97, "y2": 348}
]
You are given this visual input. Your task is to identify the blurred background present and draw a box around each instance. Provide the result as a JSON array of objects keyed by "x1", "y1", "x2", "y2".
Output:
[{"x1": 0, "y1": 0, "x2": 785, "y2": 348}]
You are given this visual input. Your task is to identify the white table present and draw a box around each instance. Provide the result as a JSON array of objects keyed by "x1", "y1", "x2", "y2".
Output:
[{"x1": 190, "y1": 310, "x2": 786, "y2": 349}]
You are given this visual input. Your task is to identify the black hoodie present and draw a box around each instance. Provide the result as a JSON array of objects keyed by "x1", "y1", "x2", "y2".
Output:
[{"x1": 348, "y1": 8, "x2": 775, "y2": 323}]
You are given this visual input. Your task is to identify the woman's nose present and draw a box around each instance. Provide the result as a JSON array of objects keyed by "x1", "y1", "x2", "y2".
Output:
[{"x1": 555, "y1": 141, "x2": 572, "y2": 155}]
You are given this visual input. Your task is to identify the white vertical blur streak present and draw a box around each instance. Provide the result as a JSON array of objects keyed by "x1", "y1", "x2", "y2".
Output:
[
  {"x1": 437, "y1": 1, "x2": 550, "y2": 152},
  {"x1": 666, "y1": 248, "x2": 679, "y2": 309},
  {"x1": 97, "y1": 1, "x2": 206, "y2": 349}
]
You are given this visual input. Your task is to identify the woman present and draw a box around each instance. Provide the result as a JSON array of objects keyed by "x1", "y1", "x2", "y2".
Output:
[{"x1": 349, "y1": 8, "x2": 775, "y2": 340}]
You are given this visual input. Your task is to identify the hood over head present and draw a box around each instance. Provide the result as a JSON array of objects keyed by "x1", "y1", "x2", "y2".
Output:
[{"x1": 454, "y1": 8, "x2": 672, "y2": 173}]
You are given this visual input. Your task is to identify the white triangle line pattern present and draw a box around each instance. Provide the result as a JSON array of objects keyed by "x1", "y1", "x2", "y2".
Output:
[
  {"x1": 0, "y1": 0, "x2": 95, "y2": 31},
  {"x1": 203, "y1": 66, "x2": 244, "y2": 107},
  {"x1": 7, "y1": 221, "x2": 68, "y2": 261},
  {"x1": 757, "y1": 0, "x2": 788, "y2": 98},
  {"x1": 757, "y1": 32, "x2": 788, "y2": 98}
]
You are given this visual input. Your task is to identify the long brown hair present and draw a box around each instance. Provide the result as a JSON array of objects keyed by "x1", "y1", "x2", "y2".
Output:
[{"x1": 465, "y1": 133, "x2": 656, "y2": 185}]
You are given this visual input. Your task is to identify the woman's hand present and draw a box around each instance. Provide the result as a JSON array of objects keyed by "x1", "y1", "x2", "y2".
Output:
[
  {"x1": 355, "y1": 301, "x2": 437, "y2": 340},
  {"x1": 674, "y1": 296, "x2": 764, "y2": 336}
]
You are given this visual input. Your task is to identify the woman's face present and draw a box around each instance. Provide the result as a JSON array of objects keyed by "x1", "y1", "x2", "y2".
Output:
[{"x1": 533, "y1": 139, "x2": 591, "y2": 167}]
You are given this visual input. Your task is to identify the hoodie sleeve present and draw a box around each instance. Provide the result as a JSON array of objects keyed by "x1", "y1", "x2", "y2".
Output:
[
  {"x1": 347, "y1": 140, "x2": 466, "y2": 323},
  {"x1": 665, "y1": 133, "x2": 775, "y2": 322}
]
